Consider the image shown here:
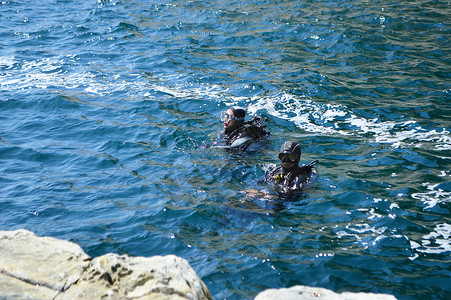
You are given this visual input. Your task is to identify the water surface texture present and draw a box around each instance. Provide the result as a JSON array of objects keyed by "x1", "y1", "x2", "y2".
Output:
[{"x1": 1, "y1": 1, "x2": 450, "y2": 299}]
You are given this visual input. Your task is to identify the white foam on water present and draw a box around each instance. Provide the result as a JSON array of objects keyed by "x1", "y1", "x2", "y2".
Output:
[
  {"x1": 152, "y1": 84, "x2": 451, "y2": 153},
  {"x1": 411, "y1": 182, "x2": 451, "y2": 210},
  {"x1": 230, "y1": 93, "x2": 352, "y2": 135},
  {"x1": 149, "y1": 81, "x2": 225, "y2": 100},
  {"x1": 410, "y1": 223, "x2": 451, "y2": 257},
  {"x1": 234, "y1": 93, "x2": 450, "y2": 151},
  {"x1": 3, "y1": 55, "x2": 450, "y2": 152},
  {"x1": 1, "y1": 56, "x2": 94, "y2": 91},
  {"x1": 0, "y1": 57, "x2": 18, "y2": 70}
]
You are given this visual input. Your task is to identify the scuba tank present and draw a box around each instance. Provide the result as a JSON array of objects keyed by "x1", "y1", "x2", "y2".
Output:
[
  {"x1": 240, "y1": 116, "x2": 270, "y2": 140},
  {"x1": 219, "y1": 116, "x2": 270, "y2": 149}
]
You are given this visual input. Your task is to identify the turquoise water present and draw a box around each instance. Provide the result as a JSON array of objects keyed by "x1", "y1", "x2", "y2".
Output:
[{"x1": 1, "y1": 0, "x2": 450, "y2": 299}]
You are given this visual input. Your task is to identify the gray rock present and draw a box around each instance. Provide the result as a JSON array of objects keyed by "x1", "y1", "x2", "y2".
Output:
[
  {"x1": 0, "y1": 229, "x2": 212, "y2": 300},
  {"x1": 57, "y1": 253, "x2": 212, "y2": 300},
  {"x1": 0, "y1": 272, "x2": 57, "y2": 300},
  {"x1": 254, "y1": 285, "x2": 397, "y2": 300},
  {"x1": 0, "y1": 229, "x2": 90, "y2": 292}
]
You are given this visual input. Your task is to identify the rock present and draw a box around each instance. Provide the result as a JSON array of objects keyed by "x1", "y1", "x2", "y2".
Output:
[
  {"x1": 0, "y1": 229, "x2": 212, "y2": 300},
  {"x1": 57, "y1": 253, "x2": 212, "y2": 300},
  {"x1": 254, "y1": 285, "x2": 397, "y2": 300},
  {"x1": 0, "y1": 229, "x2": 90, "y2": 292},
  {"x1": 0, "y1": 272, "x2": 58, "y2": 300}
]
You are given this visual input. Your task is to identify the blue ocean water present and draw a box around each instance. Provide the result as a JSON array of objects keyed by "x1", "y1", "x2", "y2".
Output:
[{"x1": 1, "y1": 0, "x2": 450, "y2": 299}]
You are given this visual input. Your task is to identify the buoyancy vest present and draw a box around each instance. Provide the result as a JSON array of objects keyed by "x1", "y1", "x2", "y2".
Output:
[
  {"x1": 224, "y1": 117, "x2": 270, "y2": 146},
  {"x1": 270, "y1": 160, "x2": 318, "y2": 191}
]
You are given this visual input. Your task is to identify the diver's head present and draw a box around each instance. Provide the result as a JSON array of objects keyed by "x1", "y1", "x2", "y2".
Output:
[
  {"x1": 221, "y1": 107, "x2": 245, "y2": 133},
  {"x1": 278, "y1": 141, "x2": 301, "y2": 171}
]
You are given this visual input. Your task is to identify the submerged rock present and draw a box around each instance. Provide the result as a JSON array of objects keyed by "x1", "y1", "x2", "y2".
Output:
[{"x1": 0, "y1": 229, "x2": 212, "y2": 300}]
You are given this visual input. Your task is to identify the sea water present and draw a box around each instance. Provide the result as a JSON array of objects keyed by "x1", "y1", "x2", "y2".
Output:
[{"x1": 1, "y1": 0, "x2": 450, "y2": 299}]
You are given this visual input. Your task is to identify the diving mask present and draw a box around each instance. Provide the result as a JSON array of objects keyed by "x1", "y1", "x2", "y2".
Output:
[
  {"x1": 221, "y1": 111, "x2": 243, "y2": 123},
  {"x1": 278, "y1": 153, "x2": 297, "y2": 163}
]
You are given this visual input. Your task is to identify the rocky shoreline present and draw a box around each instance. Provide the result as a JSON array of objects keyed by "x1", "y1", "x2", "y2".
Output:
[{"x1": 0, "y1": 229, "x2": 396, "y2": 299}]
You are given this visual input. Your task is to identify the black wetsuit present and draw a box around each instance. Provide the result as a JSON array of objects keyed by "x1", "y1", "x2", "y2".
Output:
[
  {"x1": 222, "y1": 117, "x2": 270, "y2": 149},
  {"x1": 268, "y1": 161, "x2": 318, "y2": 198},
  {"x1": 223, "y1": 124, "x2": 249, "y2": 145}
]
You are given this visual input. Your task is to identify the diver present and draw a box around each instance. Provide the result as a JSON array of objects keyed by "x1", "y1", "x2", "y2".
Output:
[
  {"x1": 219, "y1": 107, "x2": 270, "y2": 149},
  {"x1": 268, "y1": 141, "x2": 318, "y2": 198}
]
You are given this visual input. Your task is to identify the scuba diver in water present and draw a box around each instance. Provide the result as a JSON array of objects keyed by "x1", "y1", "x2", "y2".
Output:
[
  {"x1": 245, "y1": 141, "x2": 318, "y2": 200},
  {"x1": 268, "y1": 141, "x2": 318, "y2": 198},
  {"x1": 219, "y1": 107, "x2": 270, "y2": 149}
]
